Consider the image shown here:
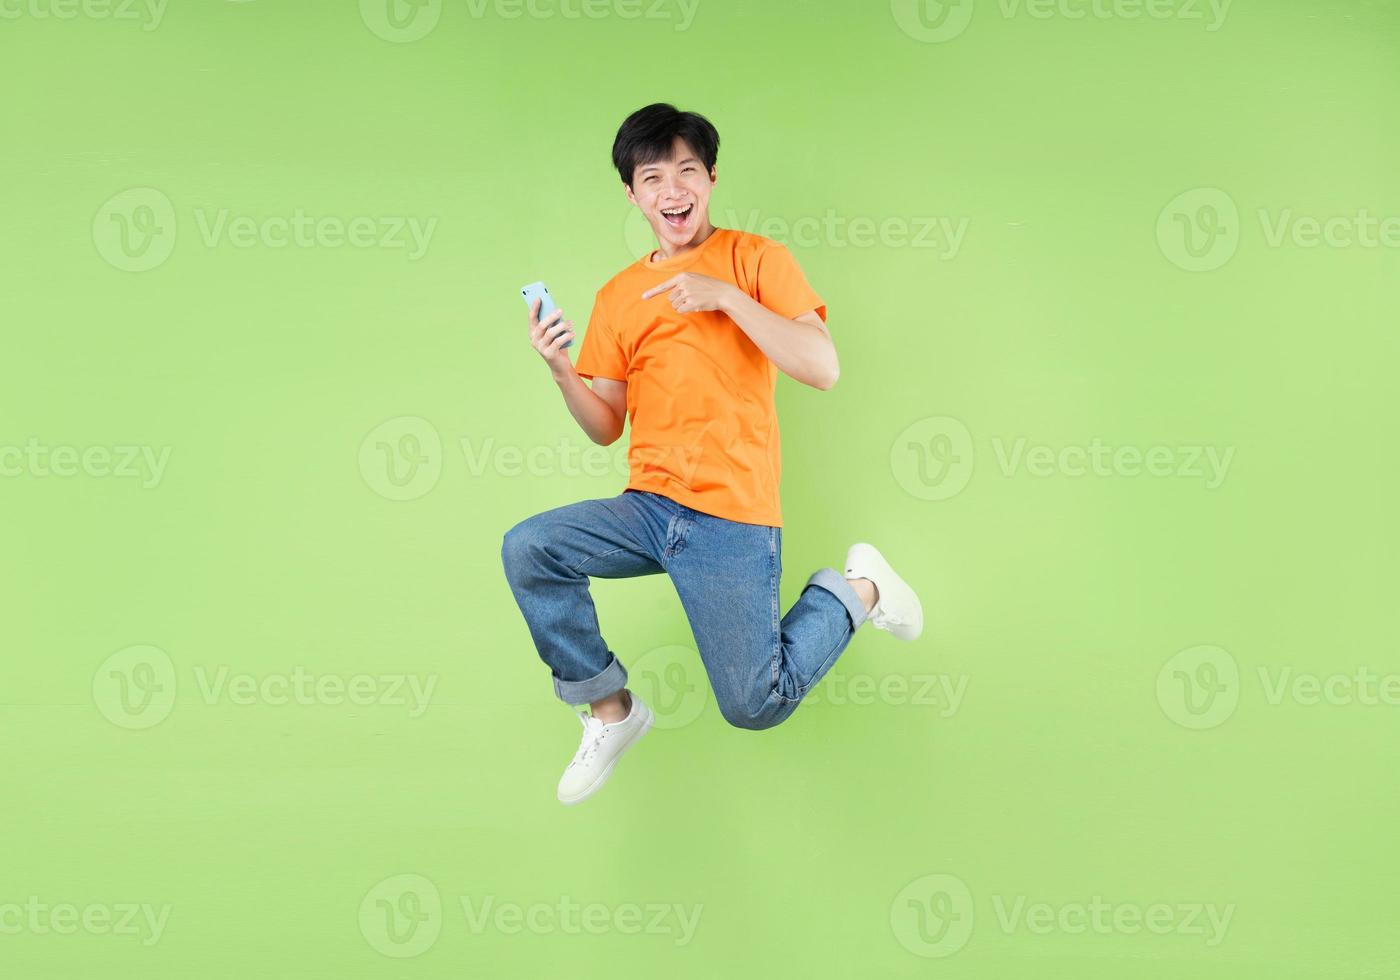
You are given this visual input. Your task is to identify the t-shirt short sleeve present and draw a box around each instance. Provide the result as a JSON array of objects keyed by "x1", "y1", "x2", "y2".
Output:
[
  {"x1": 753, "y1": 242, "x2": 827, "y2": 322},
  {"x1": 573, "y1": 289, "x2": 628, "y2": 381}
]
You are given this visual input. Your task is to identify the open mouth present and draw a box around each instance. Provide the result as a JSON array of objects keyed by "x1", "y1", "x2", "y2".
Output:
[{"x1": 660, "y1": 204, "x2": 694, "y2": 228}]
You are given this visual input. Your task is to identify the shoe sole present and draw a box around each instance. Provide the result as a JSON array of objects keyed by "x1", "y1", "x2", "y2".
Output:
[
  {"x1": 846, "y1": 542, "x2": 923, "y2": 641},
  {"x1": 558, "y1": 701, "x2": 655, "y2": 805}
]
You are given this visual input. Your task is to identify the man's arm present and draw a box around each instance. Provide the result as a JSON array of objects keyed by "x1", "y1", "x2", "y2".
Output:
[
  {"x1": 526, "y1": 296, "x2": 628, "y2": 445},
  {"x1": 554, "y1": 364, "x2": 627, "y2": 446},
  {"x1": 722, "y1": 297, "x2": 837, "y2": 391},
  {"x1": 641, "y1": 273, "x2": 840, "y2": 390}
]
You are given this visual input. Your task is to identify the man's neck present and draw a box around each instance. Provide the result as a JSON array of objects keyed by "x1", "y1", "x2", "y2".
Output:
[{"x1": 652, "y1": 219, "x2": 717, "y2": 262}]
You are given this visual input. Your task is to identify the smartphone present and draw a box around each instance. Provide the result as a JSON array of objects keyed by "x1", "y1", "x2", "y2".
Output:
[{"x1": 520, "y1": 281, "x2": 572, "y2": 349}]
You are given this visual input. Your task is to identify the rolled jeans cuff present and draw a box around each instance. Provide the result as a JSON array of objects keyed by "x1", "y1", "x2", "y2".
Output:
[
  {"x1": 805, "y1": 567, "x2": 869, "y2": 630},
  {"x1": 553, "y1": 652, "x2": 629, "y2": 705}
]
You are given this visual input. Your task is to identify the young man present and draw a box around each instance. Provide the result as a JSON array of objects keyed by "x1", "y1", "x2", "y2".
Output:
[{"x1": 502, "y1": 103, "x2": 923, "y2": 805}]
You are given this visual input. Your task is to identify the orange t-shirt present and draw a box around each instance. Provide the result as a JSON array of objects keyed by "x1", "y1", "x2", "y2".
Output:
[{"x1": 573, "y1": 227, "x2": 827, "y2": 527}]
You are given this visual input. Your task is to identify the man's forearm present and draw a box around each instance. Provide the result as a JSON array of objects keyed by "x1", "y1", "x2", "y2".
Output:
[
  {"x1": 552, "y1": 364, "x2": 624, "y2": 445},
  {"x1": 720, "y1": 290, "x2": 839, "y2": 389}
]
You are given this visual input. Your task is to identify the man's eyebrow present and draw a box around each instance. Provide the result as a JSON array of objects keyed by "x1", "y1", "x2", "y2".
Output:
[{"x1": 638, "y1": 157, "x2": 702, "y2": 174}]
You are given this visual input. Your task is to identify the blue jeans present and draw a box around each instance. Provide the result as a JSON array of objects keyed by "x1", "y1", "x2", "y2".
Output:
[{"x1": 501, "y1": 489, "x2": 869, "y2": 730}]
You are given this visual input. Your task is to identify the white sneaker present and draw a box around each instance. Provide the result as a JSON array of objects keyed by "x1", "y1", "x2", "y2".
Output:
[
  {"x1": 557, "y1": 689, "x2": 654, "y2": 805},
  {"x1": 844, "y1": 542, "x2": 924, "y2": 641}
]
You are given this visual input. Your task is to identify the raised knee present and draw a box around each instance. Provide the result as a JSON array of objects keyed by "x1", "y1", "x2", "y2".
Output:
[
  {"x1": 500, "y1": 518, "x2": 541, "y2": 580},
  {"x1": 717, "y1": 696, "x2": 780, "y2": 731}
]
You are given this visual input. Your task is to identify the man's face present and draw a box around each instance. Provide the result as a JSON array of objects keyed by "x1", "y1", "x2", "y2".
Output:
[{"x1": 625, "y1": 136, "x2": 716, "y2": 250}]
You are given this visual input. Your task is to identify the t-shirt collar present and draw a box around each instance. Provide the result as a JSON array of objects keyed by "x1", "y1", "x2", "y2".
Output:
[{"x1": 644, "y1": 225, "x2": 727, "y2": 271}]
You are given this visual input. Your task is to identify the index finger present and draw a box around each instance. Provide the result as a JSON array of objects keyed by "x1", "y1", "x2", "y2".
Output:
[{"x1": 641, "y1": 275, "x2": 680, "y2": 300}]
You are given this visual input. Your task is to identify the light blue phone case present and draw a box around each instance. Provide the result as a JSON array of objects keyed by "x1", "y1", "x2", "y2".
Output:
[{"x1": 520, "y1": 281, "x2": 572, "y2": 348}]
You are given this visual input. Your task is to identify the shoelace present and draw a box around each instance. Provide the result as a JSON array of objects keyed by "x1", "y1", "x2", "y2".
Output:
[
  {"x1": 870, "y1": 606, "x2": 906, "y2": 629},
  {"x1": 568, "y1": 710, "x2": 610, "y2": 768},
  {"x1": 859, "y1": 590, "x2": 902, "y2": 630}
]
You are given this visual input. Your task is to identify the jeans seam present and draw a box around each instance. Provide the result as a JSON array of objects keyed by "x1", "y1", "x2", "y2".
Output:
[
  {"x1": 774, "y1": 615, "x2": 852, "y2": 704},
  {"x1": 571, "y1": 546, "x2": 647, "y2": 575},
  {"x1": 769, "y1": 527, "x2": 780, "y2": 693},
  {"x1": 806, "y1": 621, "x2": 853, "y2": 697}
]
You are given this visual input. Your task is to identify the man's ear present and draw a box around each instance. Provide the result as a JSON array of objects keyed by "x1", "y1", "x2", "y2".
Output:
[{"x1": 624, "y1": 182, "x2": 638, "y2": 206}]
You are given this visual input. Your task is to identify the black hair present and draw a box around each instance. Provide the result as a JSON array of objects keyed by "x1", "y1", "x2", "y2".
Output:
[{"x1": 611, "y1": 103, "x2": 720, "y2": 189}]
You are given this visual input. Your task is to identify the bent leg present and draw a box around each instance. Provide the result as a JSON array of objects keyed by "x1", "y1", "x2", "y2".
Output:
[
  {"x1": 665, "y1": 509, "x2": 869, "y2": 730},
  {"x1": 501, "y1": 493, "x2": 670, "y2": 704}
]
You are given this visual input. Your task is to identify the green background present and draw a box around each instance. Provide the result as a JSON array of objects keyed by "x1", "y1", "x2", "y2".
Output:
[{"x1": 3, "y1": 0, "x2": 1397, "y2": 976}]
